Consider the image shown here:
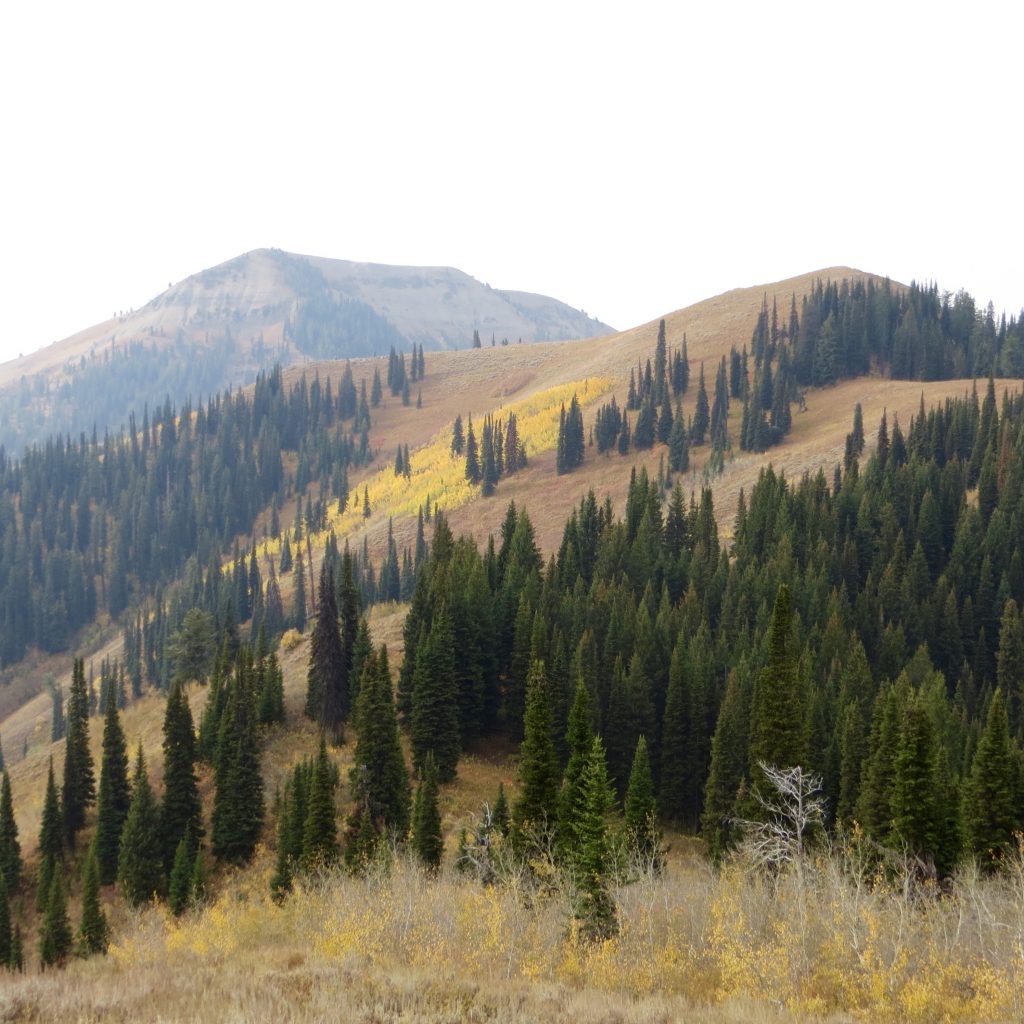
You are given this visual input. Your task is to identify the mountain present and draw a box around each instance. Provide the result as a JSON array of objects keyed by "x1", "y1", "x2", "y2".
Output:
[
  {"x1": 0, "y1": 248, "x2": 613, "y2": 452},
  {"x1": 2, "y1": 263, "x2": 1024, "y2": 1023}
]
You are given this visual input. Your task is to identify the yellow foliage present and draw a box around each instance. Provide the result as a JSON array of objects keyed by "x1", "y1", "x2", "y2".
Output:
[
  {"x1": 255, "y1": 377, "x2": 613, "y2": 567},
  {"x1": 98, "y1": 853, "x2": 1024, "y2": 1023}
]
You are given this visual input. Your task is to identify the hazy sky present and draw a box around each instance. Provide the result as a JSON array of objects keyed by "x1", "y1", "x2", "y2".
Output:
[{"x1": 1, "y1": 1, "x2": 1020, "y2": 362}]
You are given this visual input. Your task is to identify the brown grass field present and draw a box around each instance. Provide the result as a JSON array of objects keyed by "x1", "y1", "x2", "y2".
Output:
[{"x1": 2, "y1": 267, "x2": 1023, "y2": 1021}]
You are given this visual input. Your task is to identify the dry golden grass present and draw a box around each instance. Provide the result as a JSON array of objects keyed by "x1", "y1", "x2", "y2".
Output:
[{"x1": 4, "y1": 844, "x2": 1023, "y2": 1024}]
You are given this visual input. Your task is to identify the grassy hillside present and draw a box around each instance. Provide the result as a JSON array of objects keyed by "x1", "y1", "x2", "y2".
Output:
[{"x1": 4, "y1": 265, "x2": 1023, "y2": 1021}]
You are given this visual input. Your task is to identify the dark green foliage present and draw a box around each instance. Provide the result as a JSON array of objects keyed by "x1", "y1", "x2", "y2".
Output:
[
  {"x1": 0, "y1": 773, "x2": 20, "y2": 896},
  {"x1": 556, "y1": 396, "x2": 586, "y2": 474},
  {"x1": 668, "y1": 405, "x2": 689, "y2": 472},
  {"x1": 556, "y1": 679, "x2": 594, "y2": 860},
  {"x1": 77, "y1": 844, "x2": 108, "y2": 956},
  {"x1": 211, "y1": 657, "x2": 264, "y2": 865},
  {"x1": 160, "y1": 681, "x2": 202, "y2": 872},
  {"x1": 258, "y1": 649, "x2": 286, "y2": 725},
  {"x1": 749, "y1": 585, "x2": 805, "y2": 784},
  {"x1": 169, "y1": 608, "x2": 216, "y2": 685},
  {"x1": 95, "y1": 685, "x2": 131, "y2": 885},
  {"x1": 464, "y1": 416, "x2": 480, "y2": 484},
  {"x1": 39, "y1": 872, "x2": 72, "y2": 969},
  {"x1": 0, "y1": 869, "x2": 10, "y2": 967},
  {"x1": 890, "y1": 694, "x2": 951, "y2": 870},
  {"x1": 37, "y1": 758, "x2": 63, "y2": 910},
  {"x1": 690, "y1": 364, "x2": 709, "y2": 443},
  {"x1": 118, "y1": 744, "x2": 163, "y2": 907},
  {"x1": 168, "y1": 831, "x2": 195, "y2": 916},
  {"x1": 512, "y1": 661, "x2": 560, "y2": 846},
  {"x1": 351, "y1": 646, "x2": 410, "y2": 836},
  {"x1": 411, "y1": 752, "x2": 443, "y2": 870},
  {"x1": 62, "y1": 657, "x2": 95, "y2": 847},
  {"x1": 306, "y1": 562, "x2": 348, "y2": 743},
  {"x1": 702, "y1": 670, "x2": 750, "y2": 860},
  {"x1": 624, "y1": 736, "x2": 658, "y2": 865},
  {"x1": 963, "y1": 690, "x2": 1019, "y2": 867},
  {"x1": 569, "y1": 737, "x2": 618, "y2": 942},
  {"x1": 302, "y1": 738, "x2": 339, "y2": 869},
  {"x1": 410, "y1": 605, "x2": 460, "y2": 783}
]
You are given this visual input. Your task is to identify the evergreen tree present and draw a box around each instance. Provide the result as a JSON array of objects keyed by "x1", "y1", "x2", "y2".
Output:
[
  {"x1": 702, "y1": 669, "x2": 750, "y2": 860},
  {"x1": 556, "y1": 679, "x2": 594, "y2": 860},
  {"x1": 624, "y1": 735, "x2": 658, "y2": 865},
  {"x1": 890, "y1": 696, "x2": 944, "y2": 868},
  {"x1": 211, "y1": 664, "x2": 264, "y2": 864},
  {"x1": 258, "y1": 649, "x2": 286, "y2": 725},
  {"x1": 293, "y1": 550, "x2": 307, "y2": 632},
  {"x1": 160, "y1": 681, "x2": 202, "y2": 872},
  {"x1": 168, "y1": 830, "x2": 194, "y2": 916},
  {"x1": 668, "y1": 405, "x2": 689, "y2": 472},
  {"x1": 410, "y1": 606, "x2": 461, "y2": 782},
  {"x1": 690, "y1": 364, "x2": 709, "y2": 443},
  {"x1": 77, "y1": 843, "x2": 108, "y2": 956},
  {"x1": 512, "y1": 661, "x2": 560, "y2": 846},
  {"x1": 963, "y1": 689, "x2": 1019, "y2": 867},
  {"x1": 570, "y1": 736, "x2": 618, "y2": 942},
  {"x1": 749, "y1": 585, "x2": 805, "y2": 785},
  {"x1": 351, "y1": 646, "x2": 410, "y2": 836},
  {"x1": 118, "y1": 744, "x2": 163, "y2": 907},
  {"x1": 411, "y1": 752, "x2": 443, "y2": 871},
  {"x1": 95, "y1": 684, "x2": 131, "y2": 885},
  {"x1": 451, "y1": 414, "x2": 465, "y2": 456},
  {"x1": 62, "y1": 656, "x2": 95, "y2": 847},
  {"x1": 37, "y1": 758, "x2": 62, "y2": 911},
  {"x1": 302, "y1": 737, "x2": 339, "y2": 869},
  {"x1": 0, "y1": 772, "x2": 20, "y2": 897},
  {"x1": 464, "y1": 416, "x2": 480, "y2": 484},
  {"x1": 0, "y1": 868, "x2": 10, "y2": 968},
  {"x1": 306, "y1": 561, "x2": 348, "y2": 744},
  {"x1": 39, "y1": 872, "x2": 72, "y2": 969}
]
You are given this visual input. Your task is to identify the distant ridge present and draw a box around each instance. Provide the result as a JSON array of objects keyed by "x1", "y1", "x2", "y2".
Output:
[{"x1": 0, "y1": 249, "x2": 613, "y2": 451}]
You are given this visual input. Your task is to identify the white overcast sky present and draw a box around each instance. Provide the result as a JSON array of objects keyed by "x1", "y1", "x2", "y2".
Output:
[{"x1": 1, "y1": 1, "x2": 1021, "y2": 361}]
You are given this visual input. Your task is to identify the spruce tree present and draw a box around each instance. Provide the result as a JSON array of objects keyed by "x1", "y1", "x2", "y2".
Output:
[
  {"x1": 161, "y1": 681, "x2": 203, "y2": 871},
  {"x1": 570, "y1": 736, "x2": 617, "y2": 942},
  {"x1": 258, "y1": 648, "x2": 286, "y2": 725},
  {"x1": 37, "y1": 758, "x2": 62, "y2": 911},
  {"x1": 410, "y1": 606, "x2": 461, "y2": 782},
  {"x1": 293, "y1": 550, "x2": 307, "y2": 632},
  {"x1": 556, "y1": 679, "x2": 594, "y2": 861},
  {"x1": 306, "y1": 562, "x2": 348, "y2": 744},
  {"x1": 512, "y1": 661, "x2": 560, "y2": 846},
  {"x1": 748, "y1": 585, "x2": 805, "y2": 788},
  {"x1": 963, "y1": 689, "x2": 1019, "y2": 867},
  {"x1": 95, "y1": 684, "x2": 131, "y2": 885},
  {"x1": 351, "y1": 646, "x2": 410, "y2": 836},
  {"x1": 464, "y1": 416, "x2": 480, "y2": 484},
  {"x1": 77, "y1": 843, "x2": 108, "y2": 956},
  {"x1": 411, "y1": 752, "x2": 443, "y2": 871},
  {"x1": 168, "y1": 831, "x2": 194, "y2": 916},
  {"x1": 690, "y1": 364, "x2": 709, "y2": 443},
  {"x1": 624, "y1": 736, "x2": 658, "y2": 866},
  {"x1": 0, "y1": 772, "x2": 20, "y2": 896},
  {"x1": 211, "y1": 664, "x2": 264, "y2": 865},
  {"x1": 118, "y1": 744, "x2": 163, "y2": 907},
  {"x1": 302, "y1": 737, "x2": 339, "y2": 869},
  {"x1": 62, "y1": 656, "x2": 95, "y2": 847},
  {"x1": 39, "y1": 872, "x2": 72, "y2": 969},
  {"x1": 0, "y1": 868, "x2": 10, "y2": 967},
  {"x1": 890, "y1": 696, "x2": 942, "y2": 866},
  {"x1": 701, "y1": 669, "x2": 750, "y2": 860}
]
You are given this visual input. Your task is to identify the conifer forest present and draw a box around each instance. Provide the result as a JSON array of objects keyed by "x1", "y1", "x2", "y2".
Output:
[{"x1": 1, "y1": 273, "x2": 1024, "y2": 1022}]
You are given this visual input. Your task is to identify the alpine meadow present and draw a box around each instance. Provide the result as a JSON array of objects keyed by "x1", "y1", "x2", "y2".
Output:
[{"x1": 3, "y1": 252, "x2": 1024, "y2": 1024}]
